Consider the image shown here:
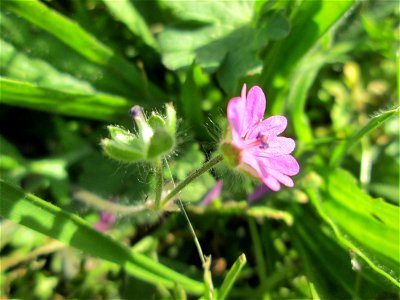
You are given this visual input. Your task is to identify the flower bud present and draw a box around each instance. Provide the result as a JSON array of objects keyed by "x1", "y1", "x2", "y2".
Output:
[{"x1": 101, "y1": 104, "x2": 177, "y2": 163}]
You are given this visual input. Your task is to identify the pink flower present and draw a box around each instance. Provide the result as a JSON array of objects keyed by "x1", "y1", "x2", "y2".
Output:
[
  {"x1": 93, "y1": 210, "x2": 116, "y2": 232},
  {"x1": 221, "y1": 84, "x2": 299, "y2": 191},
  {"x1": 93, "y1": 198, "x2": 117, "y2": 232}
]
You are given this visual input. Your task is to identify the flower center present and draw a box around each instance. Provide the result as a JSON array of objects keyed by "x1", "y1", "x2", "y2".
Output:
[
  {"x1": 257, "y1": 133, "x2": 270, "y2": 149},
  {"x1": 244, "y1": 132, "x2": 270, "y2": 149}
]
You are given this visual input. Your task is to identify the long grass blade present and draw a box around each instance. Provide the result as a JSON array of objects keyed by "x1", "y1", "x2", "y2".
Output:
[
  {"x1": 0, "y1": 180, "x2": 204, "y2": 295},
  {"x1": 2, "y1": 0, "x2": 165, "y2": 102},
  {"x1": 0, "y1": 77, "x2": 132, "y2": 121}
]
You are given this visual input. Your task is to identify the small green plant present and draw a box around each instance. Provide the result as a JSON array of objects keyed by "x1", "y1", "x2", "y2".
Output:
[{"x1": 0, "y1": 0, "x2": 398, "y2": 299}]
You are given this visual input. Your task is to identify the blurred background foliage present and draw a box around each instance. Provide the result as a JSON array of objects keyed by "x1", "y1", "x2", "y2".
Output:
[{"x1": 0, "y1": 0, "x2": 399, "y2": 299}]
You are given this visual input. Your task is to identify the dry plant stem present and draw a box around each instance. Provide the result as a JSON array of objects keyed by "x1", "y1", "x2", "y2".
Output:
[
  {"x1": 161, "y1": 154, "x2": 223, "y2": 206},
  {"x1": 1, "y1": 240, "x2": 65, "y2": 271}
]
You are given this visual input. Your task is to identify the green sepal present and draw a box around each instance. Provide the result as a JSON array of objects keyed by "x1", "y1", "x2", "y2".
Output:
[
  {"x1": 101, "y1": 138, "x2": 145, "y2": 162},
  {"x1": 107, "y1": 125, "x2": 136, "y2": 144},
  {"x1": 148, "y1": 114, "x2": 166, "y2": 130},
  {"x1": 147, "y1": 129, "x2": 175, "y2": 159},
  {"x1": 220, "y1": 142, "x2": 241, "y2": 167}
]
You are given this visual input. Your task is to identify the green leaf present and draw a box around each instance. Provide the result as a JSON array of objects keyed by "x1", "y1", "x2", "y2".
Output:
[
  {"x1": 2, "y1": 0, "x2": 165, "y2": 102},
  {"x1": 180, "y1": 65, "x2": 209, "y2": 140},
  {"x1": 0, "y1": 180, "x2": 204, "y2": 295},
  {"x1": 102, "y1": 0, "x2": 158, "y2": 50},
  {"x1": 159, "y1": 1, "x2": 288, "y2": 92},
  {"x1": 259, "y1": 0, "x2": 356, "y2": 114},
  {"x1": 287, "y1": 43, "x2": 352, "y2": 143},
  {"x1": 0, "y1": 11, "x2": 135, "y2": 99},
  {"x1": 290, "y1": 206, "x2": 392, "y2": 299},
  {"x1": 159, "y1": 0, "x2": 253, "y2": 70},
  {"x1": 0, "y1": 78, "x2": 132, "y2": 121},
  {"x1": 218, "y1": 253, "x2": 246, "y2": 300},
  {"x1": 330, "y1": 107, "x2": 399, "y2": 167},
  {"x1": 0, "y1": 39, "x2": 95, "y2": 93},
  {"x1": 308, "y1": 168, "x2": 400, "y2": 286}
]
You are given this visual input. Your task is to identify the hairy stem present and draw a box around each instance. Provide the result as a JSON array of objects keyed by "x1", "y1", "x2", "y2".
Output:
[
  {"x1": 161, "y1": 154, "x2": 223, "y2": 206},
  {"x1": 74, "y1": 190, "x2": 149, "y2": 215},
  {"x1": 154, "y1": 158, "x2": 163, "y2": 210}
]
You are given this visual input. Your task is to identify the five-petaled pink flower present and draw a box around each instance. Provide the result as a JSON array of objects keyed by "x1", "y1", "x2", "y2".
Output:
[{"x1": 221, "y1": 84, "x2": 299, "y2": 191}]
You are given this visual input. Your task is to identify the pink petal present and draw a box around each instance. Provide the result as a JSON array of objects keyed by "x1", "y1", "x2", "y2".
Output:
[
  {"x1": 241, "y1": 151, "x2": 281, "y2": 191},
  {"x1": 240, "y1": 151, "x2": 263, "y2": 178},
  {"x1": 261, "y1": 174, "x2": 281, "y2": 191},
  {"x1": 257, "y1": 156, "x2": 294, "y2": 188},
  {"x1": 264, "y1": 155, "x2": 300, "y2": 176},
  {"x1": 250, "y1": 137, "x2": 296, "y2": 157},
  {"x1": 243, "y1": 86, "x2": 266, "y2": 135},
  {"x1": 227, "y1": 85, "x2": 248, "y2": 138},
  {"x1": 247, "y1": 116, "x2": 287, "y2": 139},
  {"x1": 267, "y1": 168, "x2": 294, "y2": 187}
]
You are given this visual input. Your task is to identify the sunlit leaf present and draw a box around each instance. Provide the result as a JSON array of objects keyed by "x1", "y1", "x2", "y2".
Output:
[{"x1": 0, "y1": 180, "x2": 205, "y2": 295}]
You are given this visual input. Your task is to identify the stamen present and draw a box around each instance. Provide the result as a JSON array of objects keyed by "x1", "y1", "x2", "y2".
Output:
[
  {"x1": 258, "y1": 133, "x2": 269, "y2": 149},
  {"x1": 245, "y1": 132, "x2": 270, "y2": 150}
]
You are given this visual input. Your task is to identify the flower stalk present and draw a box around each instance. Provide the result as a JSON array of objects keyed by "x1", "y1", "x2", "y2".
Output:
[
  {"x1": 154, "y1": 158, "x2": 163, "y2": 210},
  {"x1": 161, "y1": 155, "x2": 223, "y2": 206}
]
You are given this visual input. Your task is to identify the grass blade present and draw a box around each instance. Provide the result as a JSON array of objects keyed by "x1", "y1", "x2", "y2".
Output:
[
  {"x1": 329, "y1": 107, "x2": 399, "y2": 167},
  {"x1": 0, "y1": 77, "x2": 133, "y2": 121},
  {"x1": 0, "y1": 180, "x2": 204, "y2": 295},
  {"x1": 287, "y1": 44, "x2": 352, "y2": 143},
  {"x1": 0, "y1": 38, "x2": 94, "y2": 93},
  {"x1": 102, "y1": 0, "x2": 158, "y2": 50},
  {"x1": 218, "y1": 253, "x2": 247, "y2": 300},
  {"x1": 2, "y1": 0, "x2": 165, "y2": 102}
]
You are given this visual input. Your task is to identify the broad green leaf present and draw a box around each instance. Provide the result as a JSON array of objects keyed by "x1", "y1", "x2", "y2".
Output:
[
  {"x1": 158, "y1": 1, "x2": 288, "y2": 92},
  {"x1": 308, "y1": 168, "x2": 400, "y2": 286},
  {"x1": 0, "y1": 78, "x2": 133, "y2": 121},
  {"x1": 330, "y1": 107, "x2": 399, "y2": 167},
  {"x1": 260, "y1": 0, "x2": 356, "y2": 114},
  {"x1": 102, "y1": 0, "x2": 158, "y2": 50},
  {"x1": 290, "y1": 206, "x2": 393, "y2": 299},
  {"x1": 2, "y1": 0, "x2": 165, "y2": 102},
  {"x1": 0, "y1": 180, "x2": 204, "y2": 295}
]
